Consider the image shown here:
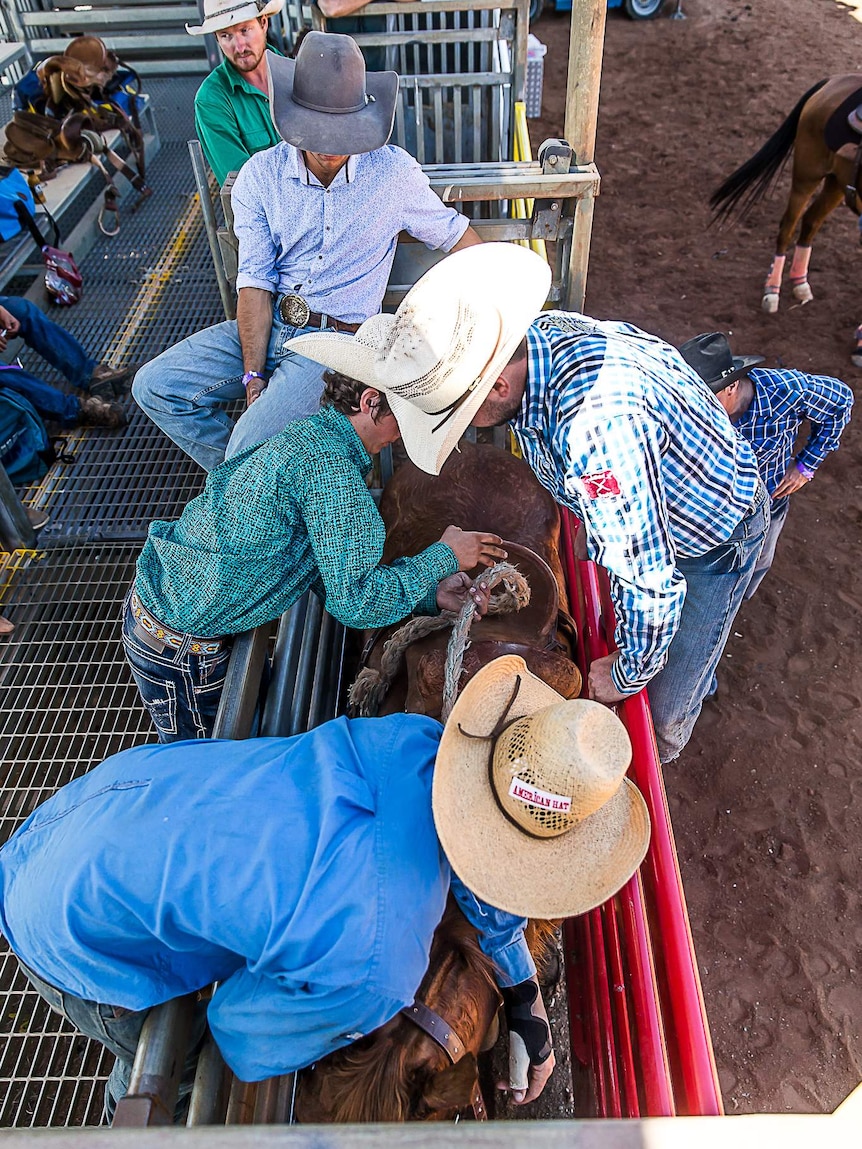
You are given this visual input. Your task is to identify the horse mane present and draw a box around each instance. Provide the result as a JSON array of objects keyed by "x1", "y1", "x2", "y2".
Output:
[
  {"x1": 710, "y1": 78, "x2": 829, "y2": 222},
  {"x1": 312, "y1": 902, "x2": 499, "y2": 1122}
]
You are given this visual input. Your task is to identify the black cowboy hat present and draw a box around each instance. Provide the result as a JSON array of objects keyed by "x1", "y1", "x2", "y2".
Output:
[
  {"x1": 267, "y1": 32, "x2": 398, "y2": 156},
  {"x1": 678, "y1": 332, "x2": 764, "y2": 393}
]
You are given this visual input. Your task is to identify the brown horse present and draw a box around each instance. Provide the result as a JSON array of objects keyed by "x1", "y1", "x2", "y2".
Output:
[
  {"x1": 293, "y1": 443, "x2": 578, "y2": 1122},
  {"x1": 295, "y1": 905, "x2": 557, "y2": 1122},
  {"x1": 710, "y1": 74, "x2": 862, "y2": 315}
]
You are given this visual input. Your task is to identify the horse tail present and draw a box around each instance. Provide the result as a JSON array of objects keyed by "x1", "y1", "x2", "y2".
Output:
[{"x1": 709, "y1": 78, "x2": 830, "y2": 222}]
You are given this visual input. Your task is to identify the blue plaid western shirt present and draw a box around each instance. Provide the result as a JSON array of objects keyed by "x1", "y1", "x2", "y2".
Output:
[
  {"x1": 512, "y1": 313, "x2": 762, "y2": 695},
  {"x1": 734, "y1": 367, "x2": 853, "y2": 495}
]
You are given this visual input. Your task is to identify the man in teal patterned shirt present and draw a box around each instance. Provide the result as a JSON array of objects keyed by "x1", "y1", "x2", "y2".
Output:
[{"x1": 123, "y1": 372, "x2": 505, "y2": 741}]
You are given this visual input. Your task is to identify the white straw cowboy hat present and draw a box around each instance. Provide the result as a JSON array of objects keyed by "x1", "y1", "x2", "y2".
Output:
[
  {"x1": 186, "y1": 0, "x2": 284, "y2": 36},
  {"x1": 433, "y1": 655, "x2": 650, "y2": 919},
  {"x1": 267, "y1": 32, "x2": 398, "y2": 155},
  {"x1": 287, "y1": 243, "x2": 551, "y2": 475}
]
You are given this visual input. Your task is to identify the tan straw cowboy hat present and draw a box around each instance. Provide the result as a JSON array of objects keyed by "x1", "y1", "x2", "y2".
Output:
[
  {"x1": 433, "y1": 655, "x2": 650, "y2": 919},
  {"x1": 187, "y1": 0, "x2": 284, "y2": 36},
  {"x1": 287, "y1": 243, "x2": 551, "y2": 475}
]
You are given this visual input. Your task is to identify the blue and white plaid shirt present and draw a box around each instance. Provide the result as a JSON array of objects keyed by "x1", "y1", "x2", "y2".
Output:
[
  {"x1": 735, "y1": 367, "x2": 853, "y2": 495},
  {"x1": 512, "y1": 312, "x2": 762, "y2": 695}
]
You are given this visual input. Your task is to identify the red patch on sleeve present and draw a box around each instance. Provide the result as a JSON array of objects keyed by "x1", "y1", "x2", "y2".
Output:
[{"x1": 580, "y1": 470, "x2": 621, "y2": 499}]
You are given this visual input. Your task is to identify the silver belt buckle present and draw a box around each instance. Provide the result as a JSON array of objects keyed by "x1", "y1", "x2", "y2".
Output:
[{"x1": 280, "y1": 293, "x2": 311, "y2": 327}]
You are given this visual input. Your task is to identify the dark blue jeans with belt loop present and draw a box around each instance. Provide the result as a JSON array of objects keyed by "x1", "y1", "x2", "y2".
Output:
[
  {"x1": 121, "y1": 590, "x2": 233, "y2": 743},
  {"x1": 646, "y1": 481, "x2": 771, "y2": 764}
]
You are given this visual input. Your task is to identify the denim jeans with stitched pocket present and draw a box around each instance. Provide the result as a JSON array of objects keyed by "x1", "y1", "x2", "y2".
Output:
[
  {"x1": 122, "y1": 591, "x2": 232, "y2": 743},
  {"x1": 17, "y1": 961, "x2": 207, "y2": 1124},
  {"x1": 646, "y1": 483, "x2": 770, "y2": 764},
  {"x1": 743, "y1": 494, "x2": 789, "y2": 600},
  {"x1": 131, "y1": 306, "x2": 326, "y2": 472}
]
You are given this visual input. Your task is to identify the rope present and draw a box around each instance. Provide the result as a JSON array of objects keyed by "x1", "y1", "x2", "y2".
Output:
[{"x1": 348, "y1": 562, "x2": 530, "y2": 719}]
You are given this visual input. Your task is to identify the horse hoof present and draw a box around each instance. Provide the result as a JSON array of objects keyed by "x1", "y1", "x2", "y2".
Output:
[
  {"x1": 761, "y1": 292, "x2": 779, "y2": 314},
  {"x1": 792, "y1": 281, "x2": 814, "y2": 304},
  {"x1": 851, "y1": 353, "x2": 862, "y2": 369}
]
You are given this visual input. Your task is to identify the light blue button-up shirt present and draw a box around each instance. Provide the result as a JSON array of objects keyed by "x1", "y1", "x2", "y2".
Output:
[
  {"x1": 0, "y1": 715, "x2": 533, "y2": 1083},
  {"x1": 231, "y1": 143, "x2": 469, "y2": 322}
]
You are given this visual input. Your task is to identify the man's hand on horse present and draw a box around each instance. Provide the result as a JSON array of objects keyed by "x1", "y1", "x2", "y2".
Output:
[
  {"x1": 435, "y1": 572, "x2": 491, "y2": 615},
  {"x1": 497, "y1": 976, "x2": 555, "y2": 1105},
  {"x1": 440, "y1": 526, "x2": 507, "y2": 571},
  {"x1": 772, "y1": 462, "x2": 810, "y2": 498},
  {"x1": 588, "y1": 652, "x2": 628, "y2": 706}
]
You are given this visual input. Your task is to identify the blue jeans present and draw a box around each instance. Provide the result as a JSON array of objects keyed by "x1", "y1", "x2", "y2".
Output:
[
  {"x1": 18, "y1": 961, "x2": 207, "y2": 1123},
  {"x1": 121, "y1": 591, "x2": 233, "y2": 742},
  {"x1": 743, "y1": 495, "x2": 789, "y2": 600},
  {"x1": 131, "y1": 304, "x2": 327, "y2": 472},
  {"x1": 0, "y1": 296, "x2": 95, "y2": 425},
  {"x1": 647, "y1": 483, "x2": 770, "y2": 763}
]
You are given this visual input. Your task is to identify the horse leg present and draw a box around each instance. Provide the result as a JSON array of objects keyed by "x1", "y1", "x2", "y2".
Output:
[
  {"x1": 789, "y1": 174, "x2": 845, "y2": 304},
  {"x1": 763, "y1": 177, "x2": 822, "y2": 313}
]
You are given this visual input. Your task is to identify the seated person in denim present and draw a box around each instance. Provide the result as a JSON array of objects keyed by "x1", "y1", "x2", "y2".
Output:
[
  {"x1": 188, "y1": 0, "x2": 284, "y2": 185},
  {"x1": 680, "y1": 332, "x2": 853, "y2": 599},
  {"x1": 0, "y1": 657, "x2": 651, "y2": 1121},
  {"x1": 133, "y1": 32, "x2": 480, "y2": 473},
  {"x1": 0, "y1": 298, "x2": 129, "y2": 429},
  {"x1": 123, "y1": 369, "x2": 505, "y2": 741}
]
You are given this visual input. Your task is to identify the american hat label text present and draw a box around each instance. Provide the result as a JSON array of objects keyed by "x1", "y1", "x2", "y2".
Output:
[{"x1": 508, "y1": 777, "x2": 572, "y2": 812}]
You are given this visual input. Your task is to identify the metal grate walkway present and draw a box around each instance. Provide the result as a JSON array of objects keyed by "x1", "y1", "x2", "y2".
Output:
[{"x1": 0, "y1": 77, "x2": 225, "y2": 1127}]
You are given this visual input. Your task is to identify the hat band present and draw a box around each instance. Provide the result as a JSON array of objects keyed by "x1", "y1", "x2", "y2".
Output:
[
  {"x1": 292, "y1": 91, "x2": 373, "y2": 116},
  {"x1": 207, "y1": 0, "x2": 266, "y2": 24},
  {"x1": 457, "y1": 676, "x2": 558, "y2": 844},
  {"x1": 427, "y1": 378, "x2": 480, "y2": 434}
]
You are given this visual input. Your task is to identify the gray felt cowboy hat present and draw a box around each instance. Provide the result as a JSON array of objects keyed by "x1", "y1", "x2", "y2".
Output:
[
  {"x1": 267, "y1": 32, "x2": 398, "y2": 155},
  {"x1": 186, "y1": 0, "x2": 284, "y2": 36},
  {"x1": 433, "y1": 655, "x2": 651, "y2": 919},
  {"x1": 679, "y1": 332, "x2": 764, "y2": 394}
]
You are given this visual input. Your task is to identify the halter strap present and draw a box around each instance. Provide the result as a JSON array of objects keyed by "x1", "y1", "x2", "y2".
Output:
[{"x1": 400, "y1": 1000, "x2": 466, "y2": 1064}]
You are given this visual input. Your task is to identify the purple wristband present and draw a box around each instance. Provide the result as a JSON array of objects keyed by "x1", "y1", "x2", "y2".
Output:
[{"x1": 796, "y1": 461, "x2": 815, "y2": 481}]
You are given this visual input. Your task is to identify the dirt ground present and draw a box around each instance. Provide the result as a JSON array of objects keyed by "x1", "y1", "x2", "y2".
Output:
[{"x1": 530, "y1": 0, "x2": 862, "y2": 1117}]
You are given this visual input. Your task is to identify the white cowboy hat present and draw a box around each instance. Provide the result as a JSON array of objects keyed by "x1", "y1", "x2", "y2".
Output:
[
  {"x1": 186, "y1": 0, "x2": 284, "y2": 37},
  {"x1": 287, "y1": 243, "x2": 551, "y2": 475},
  {"x1": 433, "y1": 655, "x2": 651, "y2": 919}
]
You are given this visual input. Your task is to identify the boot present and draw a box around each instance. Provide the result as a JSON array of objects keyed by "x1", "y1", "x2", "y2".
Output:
[
  {"x1": 88, "y1": 362, "x2": 135, "y2": 402},
  {"x1": 0, "y1": 614, "x2": 14, "y2": 637},
  {"x1": 26, "y1": 507, "x2": 50, "y2": 531},
  {"x1": 78, "y1": 394, "x2": 127, "y2": 429}
]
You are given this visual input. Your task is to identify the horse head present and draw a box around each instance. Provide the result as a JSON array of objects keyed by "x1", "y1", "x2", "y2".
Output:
[{"x1": 293, "y1": 901, "x2": 502, "y2": 1122}]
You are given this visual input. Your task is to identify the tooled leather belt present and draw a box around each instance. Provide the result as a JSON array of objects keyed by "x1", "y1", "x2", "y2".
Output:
[
  {"x1": 278, "y1": 293, "x2": 360, "y2": 333},
  {"x1": 130, "y1": 590, "x2": 226, "y2": 656}
]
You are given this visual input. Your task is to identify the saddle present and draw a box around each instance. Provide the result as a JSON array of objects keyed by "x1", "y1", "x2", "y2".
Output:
[{"x1": 354, "y1": 442, "x2": 582, "y2": 719}]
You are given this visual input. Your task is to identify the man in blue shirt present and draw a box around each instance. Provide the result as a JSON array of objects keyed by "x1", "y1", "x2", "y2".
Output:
[
  {"x1": 133, "y1": 32, "x2": 480, "y2": 472},
  {"x1": 680, "y1": 332, "x2": 853, "y2": 598},
  {"x1": 0, "y1": 713, "x2": 548, "y2": 1121}
]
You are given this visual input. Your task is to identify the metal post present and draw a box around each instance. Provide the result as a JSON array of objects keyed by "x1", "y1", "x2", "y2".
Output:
[
  {"x1": 112, "y1": 996, "x2": 197, "y2": 1127},
  {"x1": 188, "y1": 140, "x2": 237, "y2": 323},
  {"x1": 562, "y1": 0, "x2": 607, "y2": 311},
  {"x1": 0, "y1": 465, "x2": 36, "y2": 552},
  {"x1": 212, "y1": 625, "x2": 272, "y2": 740}
]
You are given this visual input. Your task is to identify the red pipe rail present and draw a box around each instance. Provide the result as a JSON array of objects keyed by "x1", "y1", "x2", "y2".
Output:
[{"x1": 559, "y1": 510, "x2": 722, "y2": 1118}]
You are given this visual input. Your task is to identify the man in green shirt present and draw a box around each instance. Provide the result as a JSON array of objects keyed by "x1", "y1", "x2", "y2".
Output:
[
  {"x1": 123, "y1": 371, "x2": 506, "y2": 742},
  {"x1": 188, "y1": 0, "x2": 284, "y2": 184}
]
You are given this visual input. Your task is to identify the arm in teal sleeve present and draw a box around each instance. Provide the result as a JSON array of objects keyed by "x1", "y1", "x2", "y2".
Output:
[
  {"x1": 294, "y1": 454, "x2": 458, "y2": 629},
  {"x1": 450, "y1": 876, "x2": 536, "y2": 988},
  {"x1": 208, "y1": 967, "x2": 403, "y2": 1082}
]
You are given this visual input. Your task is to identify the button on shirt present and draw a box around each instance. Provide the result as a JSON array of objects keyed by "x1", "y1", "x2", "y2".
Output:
[
  {"x1": 194, "y1": 52, "x2": 282, "y2": 185},
  {"x1": 135, "y1": 405, "x2": 457, "y2": 636},
  {"x1": 734, "y1": 367, "x2": 853, "y2": 495},
  {"x1": 0, "y1": 715, "x2": 534, "y2": 1083},
  {"x1": 513, "y1": 313, "x2": 761, "y2": 694},
  {"x1": 231, "y1": 143, "x2": 469, "y2": 323}
]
